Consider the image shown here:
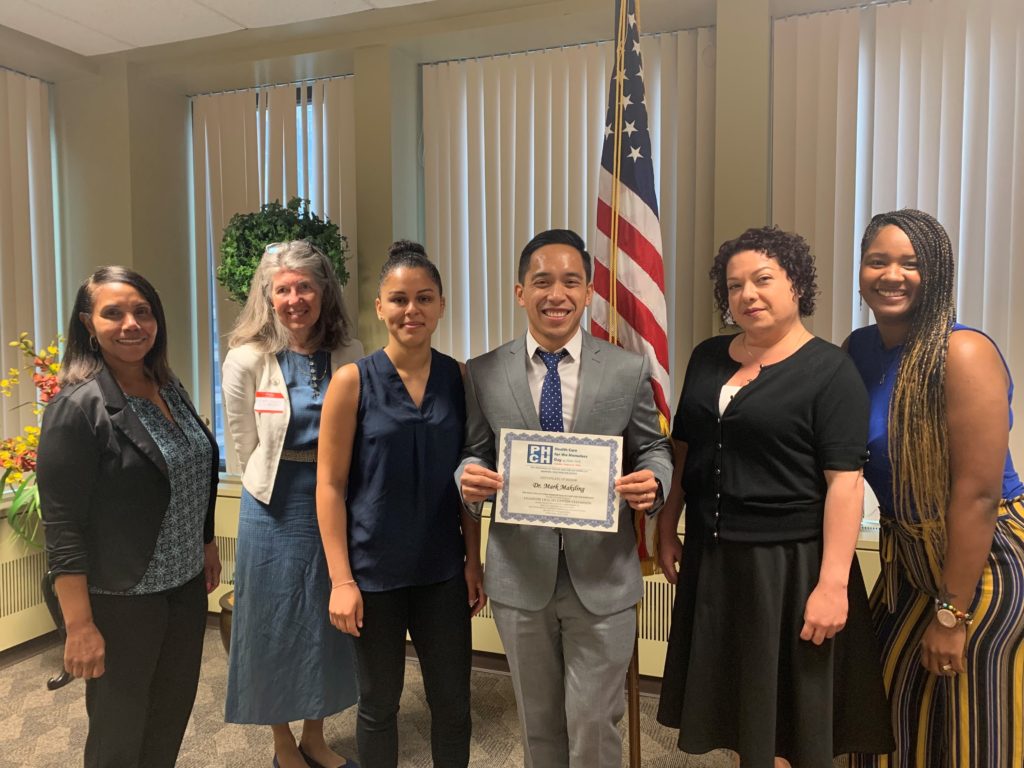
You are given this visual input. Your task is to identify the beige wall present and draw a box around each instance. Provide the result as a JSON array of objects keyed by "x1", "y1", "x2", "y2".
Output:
[
  {"x1": 713, "y1": 0, "x2": 771, "y2": 245},
  {"x1": 43, "y1": 60, "x2": 195, "y2": 383},
  {"x1": 52, "y1": 61, "x2": 134, "y2": 287},
  {"x1": 124, "y1": 75, "x2": 194, "y2": 384}
]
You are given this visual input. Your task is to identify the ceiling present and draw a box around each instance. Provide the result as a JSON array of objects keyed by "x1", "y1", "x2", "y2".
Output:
[
  {"x1": 0, "y1": 0, "x2": 435, "y2": 57},
  {"x1": 0, "y1": 0, "x2": 892, "y2": 89}
]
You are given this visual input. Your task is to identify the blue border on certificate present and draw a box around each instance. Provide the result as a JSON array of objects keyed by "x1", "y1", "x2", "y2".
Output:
[{"x1": 497, "y1": 430, "x2": 620, "y2": 529}]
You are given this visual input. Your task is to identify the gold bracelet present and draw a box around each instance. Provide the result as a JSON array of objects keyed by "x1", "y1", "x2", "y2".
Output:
[{"x1": 332, "y1": 580, "x2": 357, "y2": 589}]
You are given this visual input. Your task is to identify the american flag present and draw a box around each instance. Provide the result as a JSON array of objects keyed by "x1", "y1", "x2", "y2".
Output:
[
  {"x1": 591, "y1": 0, "x2": 671, "y2": 435},
  {"x1": 591, "y1": 0, "x2": 671, "y2": 562}
]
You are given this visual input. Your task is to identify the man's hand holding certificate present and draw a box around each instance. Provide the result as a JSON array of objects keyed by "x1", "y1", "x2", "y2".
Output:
[{"x1": 495, "y1": 429, "x2": 623, "y2": 531}]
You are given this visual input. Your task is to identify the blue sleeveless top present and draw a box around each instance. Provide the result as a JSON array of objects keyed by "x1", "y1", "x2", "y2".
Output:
[
  {"x1": 278, "y1": 349, "x2": 331, "y2": 450},
  {"x1": 346, "y1": 349, "x2": 466, "y2": 591},
  {"x1": 847, "y1": 323, "x2": 1024, "y2": 518}
]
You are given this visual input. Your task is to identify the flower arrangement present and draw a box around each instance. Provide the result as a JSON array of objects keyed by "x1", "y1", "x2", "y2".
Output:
[{"x1": 0, "y1": 333, "x2": 61, "y2": 546}]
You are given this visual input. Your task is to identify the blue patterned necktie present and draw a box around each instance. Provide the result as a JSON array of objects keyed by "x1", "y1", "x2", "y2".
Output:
[{"x1": 537, "y1": 349, "x2": 569, "y2": 432}]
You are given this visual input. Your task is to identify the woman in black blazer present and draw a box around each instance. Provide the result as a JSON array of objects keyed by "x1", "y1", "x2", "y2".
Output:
[{"x1": 37, "y1": 266, "x2": 221, "y2": 768}]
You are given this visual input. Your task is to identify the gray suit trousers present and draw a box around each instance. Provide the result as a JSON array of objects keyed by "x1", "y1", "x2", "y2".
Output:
[{"x1": 491, "y1": 554, "x2": 636, "y2": 768}]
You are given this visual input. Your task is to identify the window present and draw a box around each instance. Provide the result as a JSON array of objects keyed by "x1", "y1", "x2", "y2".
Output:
[
  {"x1": 0, "y1": 68, "x2": 59, "y2": 445},
  {"x1": 771, "y1": 0, "x2": 1024, "y2": 464},
  {"x1": 770, "y1": 0, "x2": 1019, "y2": 366},
  {"x1": 190, "y1": 78, "x2": 357, "y2": 473}
]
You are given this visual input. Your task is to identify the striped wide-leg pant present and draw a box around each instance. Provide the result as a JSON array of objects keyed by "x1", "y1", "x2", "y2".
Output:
[{"x1": 851, "y1": 496, "x2": 1024, "y2": 768}]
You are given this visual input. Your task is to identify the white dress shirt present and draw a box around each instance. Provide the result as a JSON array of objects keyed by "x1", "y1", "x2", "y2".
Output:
[{"x1": 525, "y1": 327, "x2": 583, "y2": 432}]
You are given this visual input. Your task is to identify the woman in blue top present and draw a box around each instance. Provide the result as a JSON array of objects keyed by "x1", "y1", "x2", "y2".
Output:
[
  {"x1": 847, "y1": 209, "x2": 1024, "y2": 768},
  {"x1": 317, "y1": 240, "x2": 485, "y2": 768},
  {"x1": 222, "y1": 241, "x2": 361, "y2": 768}
]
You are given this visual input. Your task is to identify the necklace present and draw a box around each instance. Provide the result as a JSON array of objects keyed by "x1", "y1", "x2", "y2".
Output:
[
  {"x1": 740, "y1": 332, "x2": 757, "y2": 360},
  {"x1": 739, "y1": 330, "x2": 812, "y2": 384},
  {"x1": 878, "y1": 344, "x2": 901, "y2": 385},
  {"x1": 305, "y1": 351, "x2": 328, "y2": 399},
  {"x1": 741, "y1": 330, "x2": 811, "y2": 365},
  {"x1": 737, "y1": 334, "x2": 763, "y2": 384}
]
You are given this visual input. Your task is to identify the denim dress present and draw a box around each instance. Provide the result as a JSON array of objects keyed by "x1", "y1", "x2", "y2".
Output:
[{"x1": 225, "y1": 350, "x2": 359, "y2": 723}]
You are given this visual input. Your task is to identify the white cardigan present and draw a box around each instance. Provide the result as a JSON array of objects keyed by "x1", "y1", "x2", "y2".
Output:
[{"x1": 221, "y1": 340, "x2": 364, "y2": 503}]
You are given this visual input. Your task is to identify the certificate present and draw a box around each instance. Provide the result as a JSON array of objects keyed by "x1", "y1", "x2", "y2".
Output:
[{"x1": 494, "y1": 428, "x2": 623, "y2": 532}]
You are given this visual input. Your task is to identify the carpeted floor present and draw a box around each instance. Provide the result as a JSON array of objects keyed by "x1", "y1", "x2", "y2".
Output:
[{"x1": 0, "y1": 626, "x2": 851, "y2": 767}]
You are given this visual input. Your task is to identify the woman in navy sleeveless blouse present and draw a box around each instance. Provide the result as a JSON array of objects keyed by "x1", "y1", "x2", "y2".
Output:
[
  {"x1": 318, "y1": 241, "x2": 485, "y2": 768},
  {"x1": 847, "y1": 209, "x2": 1024, "y2": 768}
]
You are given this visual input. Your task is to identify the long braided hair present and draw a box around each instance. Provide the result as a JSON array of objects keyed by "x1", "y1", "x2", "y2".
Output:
[{"x1": 860, "y1": 209, "x2": 957, "y2": 571}]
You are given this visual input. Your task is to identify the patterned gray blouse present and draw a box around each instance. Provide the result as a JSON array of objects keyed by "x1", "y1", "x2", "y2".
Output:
[{"x1": 90, "y1": 385, "x2": 212, "y2": 595}]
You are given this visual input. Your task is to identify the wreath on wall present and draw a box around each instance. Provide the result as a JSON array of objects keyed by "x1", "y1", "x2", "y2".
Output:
[{"x1": 217, "y1": 197, "x2": 349, "y2": 304}]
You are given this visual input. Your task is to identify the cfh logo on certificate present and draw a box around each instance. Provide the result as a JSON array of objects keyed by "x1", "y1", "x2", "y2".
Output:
[{"x1": 495, "y1": 428, "x2": 623, "y2": 532}]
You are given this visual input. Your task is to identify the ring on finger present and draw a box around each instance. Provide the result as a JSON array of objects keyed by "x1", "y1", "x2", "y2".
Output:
[{"x1": 941, "y1": 663, "x2": 953, "y2": 673}]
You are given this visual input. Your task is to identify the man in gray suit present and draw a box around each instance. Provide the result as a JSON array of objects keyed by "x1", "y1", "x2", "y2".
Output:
[{"x1": 458, "y1": 229, "x2": 673, "y2": 768}]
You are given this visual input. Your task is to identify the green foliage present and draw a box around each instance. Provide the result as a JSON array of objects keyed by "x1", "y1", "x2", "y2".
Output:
[
  {"x1": 2, "y1": 468, "x2": 41, "y2": 546},
  {"x1": 217, "y1": 197, "x2": 349, "y2": 304}
]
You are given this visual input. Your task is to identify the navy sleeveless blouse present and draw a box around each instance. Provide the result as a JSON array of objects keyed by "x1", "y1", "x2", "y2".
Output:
[{"x1": 346, "y1": 348, "x2": 466, "y2": 591}]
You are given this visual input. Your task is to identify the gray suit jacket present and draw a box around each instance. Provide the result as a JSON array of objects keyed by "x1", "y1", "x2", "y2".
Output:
[{"x1": 459, "y1": 331, "x2": 673, "y2": 616}]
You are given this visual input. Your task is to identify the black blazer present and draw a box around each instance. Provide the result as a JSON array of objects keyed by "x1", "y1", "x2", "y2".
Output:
[{"x1": 37, "y1": 366, "x2": 219, "y2": 592}]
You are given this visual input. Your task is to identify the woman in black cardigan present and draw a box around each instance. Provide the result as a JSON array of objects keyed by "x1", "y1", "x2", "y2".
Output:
[
  {"x1": 37, "y1": 266, "x2": 220, "y2": 768},
  {"x1": 655, "y1": 228, "x2": 893, "y2": 767}
]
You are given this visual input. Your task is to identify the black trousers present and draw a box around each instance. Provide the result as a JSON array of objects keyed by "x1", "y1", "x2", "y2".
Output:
[
  {"x1": 84, "y1": 572, "x2": 207, "y2": 768},
  {"x1": 354, "y1": 574, "x2": 472, "y2": 768}
]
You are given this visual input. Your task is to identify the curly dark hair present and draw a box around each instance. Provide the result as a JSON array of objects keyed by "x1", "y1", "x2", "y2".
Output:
[{"x1": 709, "y1": 225, "x2": 818, "y2": 324}]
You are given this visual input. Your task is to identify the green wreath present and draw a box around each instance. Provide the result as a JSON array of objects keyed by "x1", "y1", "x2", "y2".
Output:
[{"x1": 217, "y1": 197, "x2": 349, "y2": 305}]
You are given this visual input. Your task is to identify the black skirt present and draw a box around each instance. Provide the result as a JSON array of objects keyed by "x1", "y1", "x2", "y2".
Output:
[{"x1": 656, "y1": 533, "x2": 895, "y2": 768}]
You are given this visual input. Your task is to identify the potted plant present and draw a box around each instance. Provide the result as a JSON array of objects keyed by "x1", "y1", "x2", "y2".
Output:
[
  {"x1": 217, "y1": 197, "x2": 350, "y2": 304},
  {"x1": 1, "y1": 333, "x2": 61, "y2": 547}
]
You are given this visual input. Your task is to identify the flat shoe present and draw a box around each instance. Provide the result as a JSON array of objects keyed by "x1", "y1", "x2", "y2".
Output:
[{"x1": 298, "y1": 745, "x2": 359, "y2": 768}]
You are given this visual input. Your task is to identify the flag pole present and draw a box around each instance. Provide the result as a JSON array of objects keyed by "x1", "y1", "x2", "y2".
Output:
[
  {"x1": 618, "y1": 0, "x2": 641, "y2": 760},
  {"x1": 608, "y1": 0, "x2": 627, "y2": 344},
  {"x1": 609, "y1": 1, "x2": 643, "y2": 764},
  {"x1": 601, "y1": 2, "x2": 659, "y2": 760}
]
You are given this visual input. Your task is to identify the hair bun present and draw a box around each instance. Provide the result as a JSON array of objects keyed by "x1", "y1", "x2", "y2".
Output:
[{"x1": 387, "y1": 240, "x2": 427, "y2": 259}]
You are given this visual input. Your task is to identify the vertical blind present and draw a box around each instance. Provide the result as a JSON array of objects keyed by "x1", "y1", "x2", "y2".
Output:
[
  {"x1": 771, "y1": 0, "x2": 1024, "y2": 459},
  {"x1": 0, "y1": 69, "x2": 58, "y2": 440},
  {"x1": 191, "y1": 77, "x2": 357, "y2": 471},
  {"x1": 422, "y1": 29, "x2": 717, "y2": 399}
]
